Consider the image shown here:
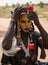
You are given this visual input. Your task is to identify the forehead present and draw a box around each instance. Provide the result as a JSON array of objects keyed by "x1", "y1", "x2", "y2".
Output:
[{"x1": 19, "y1": 14, "x2": 28, "y2": 21}]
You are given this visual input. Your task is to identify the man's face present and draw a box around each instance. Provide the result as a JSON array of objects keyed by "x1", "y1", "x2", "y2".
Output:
[{"x1": 19, "y1": 14, "x2": 32, "y2": 33}]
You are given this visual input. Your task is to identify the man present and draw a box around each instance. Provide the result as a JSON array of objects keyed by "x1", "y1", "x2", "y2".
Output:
[{"x1": 1, "y1": 7, "x2": 46, "y2": 65}]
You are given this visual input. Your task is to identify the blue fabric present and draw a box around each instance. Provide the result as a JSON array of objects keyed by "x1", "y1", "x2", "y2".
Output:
[{"x1": 38, "y1": 61, "x2": 48, "y2": 65}]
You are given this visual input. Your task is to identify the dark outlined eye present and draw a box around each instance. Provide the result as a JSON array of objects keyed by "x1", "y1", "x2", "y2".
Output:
[{"x1": 21, "y1": 20, "x2": 25, "y2": 23}]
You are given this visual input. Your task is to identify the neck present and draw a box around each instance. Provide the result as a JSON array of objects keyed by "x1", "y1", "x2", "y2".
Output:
[{"x1": 21, "y1": 30, "x2": 29, "y2": 48}]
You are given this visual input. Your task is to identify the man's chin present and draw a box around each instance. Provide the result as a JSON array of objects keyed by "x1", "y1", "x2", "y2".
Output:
[{"x1": 24, "y1": 30, "x2": 29, "y2": 33}]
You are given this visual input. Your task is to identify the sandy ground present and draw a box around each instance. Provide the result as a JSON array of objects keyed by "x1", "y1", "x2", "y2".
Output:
[{"x1": 0, "y1": 18, "x2": 48, "y2": 63}]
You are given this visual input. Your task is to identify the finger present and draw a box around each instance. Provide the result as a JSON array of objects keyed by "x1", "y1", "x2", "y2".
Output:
[
  {"x1": 19, "y1": 8, "x2": 27, "y2": 15},
  {"x1": 15, "y1": 7, "x2": 22, "y2": 13},
  {"x1": 16, "y1": 7, "x2": 27, "y2": 15},
  {"x1": 14, "y1": 7, "x2": 20, "y2": 12}
]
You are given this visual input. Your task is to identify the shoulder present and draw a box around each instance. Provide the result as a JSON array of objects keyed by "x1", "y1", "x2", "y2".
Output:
[{"x1": 33, "y1": 31, "x2": 41, "y2": 39}]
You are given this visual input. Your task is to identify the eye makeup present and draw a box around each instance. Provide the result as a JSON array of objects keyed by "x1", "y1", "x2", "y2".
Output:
[{"x1": 20, "y1": 20, "x2": 26, "y2": 23}]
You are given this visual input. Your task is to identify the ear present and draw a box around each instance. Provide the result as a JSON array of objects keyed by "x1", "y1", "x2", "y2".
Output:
[
  {"x1": 11, "y1": 11, "x2": 13, "y2": 14},
  {"x1": 11, "y1": 11, "x2": 13, "y2": 18}
]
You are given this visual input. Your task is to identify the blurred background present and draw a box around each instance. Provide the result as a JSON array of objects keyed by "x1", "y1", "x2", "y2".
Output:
[{"x1": 0, "y1": 0, "x2": 48, "y2": 63}]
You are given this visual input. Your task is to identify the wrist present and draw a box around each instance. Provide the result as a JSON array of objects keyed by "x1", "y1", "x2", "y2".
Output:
[{"x1": 34, "y1": 19, "x2": 40, "y2": 27}]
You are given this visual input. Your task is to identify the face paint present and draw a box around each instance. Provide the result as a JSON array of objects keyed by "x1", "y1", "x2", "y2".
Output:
[{"x1": 19, "y1": 14, "x2": 32, "y2": 33}]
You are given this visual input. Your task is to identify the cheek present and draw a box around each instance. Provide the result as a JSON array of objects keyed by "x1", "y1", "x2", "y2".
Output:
[
  {"x1": 28, "y1": 23, "x2": 32, "y2": 27},
  {"x1": 20, "y1": 24, "x2": 25, "y2": 29}
]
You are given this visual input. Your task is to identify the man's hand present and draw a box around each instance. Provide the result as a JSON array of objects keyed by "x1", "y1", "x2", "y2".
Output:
[
  {"x1": 11, "y1": 7, "x2": 27, "y2": 23},
  {"x1": 28, "y1": 11, "x2": 40, "y2": 26}
]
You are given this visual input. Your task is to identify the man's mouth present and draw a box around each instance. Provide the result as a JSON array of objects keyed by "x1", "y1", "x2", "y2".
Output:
[{"x1": 25, "y1": 28, "x2": 29, "y2": 30}]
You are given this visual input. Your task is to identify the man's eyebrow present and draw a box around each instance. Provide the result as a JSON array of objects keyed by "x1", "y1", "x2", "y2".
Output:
[
  {"x1": 21, "y1": 19, "x2": 30, "y2": 22},
  {"x1": 21, "y1": 20, "x2": 25, "y2": 21},
  {"x1": 21, "y1": 20, "x2": 25, "y2": 22}
]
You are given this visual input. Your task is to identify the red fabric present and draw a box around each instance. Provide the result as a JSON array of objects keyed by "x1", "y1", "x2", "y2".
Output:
[
  {"x1": 19, "y1": 43, "x2": 36, "y2": 52},
  {"x1": 27, "y1": 6, "x2": 34, "y2": 11},
  {"x1": 29, "y1": 44, "x2": 36, "y2": 50}
]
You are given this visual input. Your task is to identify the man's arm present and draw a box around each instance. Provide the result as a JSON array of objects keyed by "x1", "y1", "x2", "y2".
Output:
[
  {"x1": 2, "y1": 7, "x2": 28, "y2": 50},
  {"x1": 34, "y1": 14, "x2": 48, "y2": 49},
  {"x1": 2, "y1": 20, "x2": 15, "y2": 50},
  {"x1": 28, "y1": 11, "x2": 48, "y2": 49},
  {"x1": 34, "y1": 32, "x2": 46, "y2": 59}
]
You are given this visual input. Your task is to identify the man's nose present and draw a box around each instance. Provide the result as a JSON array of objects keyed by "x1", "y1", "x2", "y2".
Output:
[{"x1": 25, "y1": 22, "x2": 29, "y2": 27}]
